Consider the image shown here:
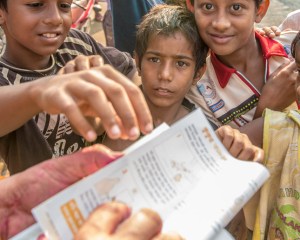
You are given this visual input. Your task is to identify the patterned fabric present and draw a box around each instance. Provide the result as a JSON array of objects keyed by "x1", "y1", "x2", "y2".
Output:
[
  {"x1": 0, "y1": 29, "x2": 136, "y2": 175},
  {"x1": 251, "y1": 109, "x2": 300, "y2": 239},
  {"x1": 186, "y1": 31, "x2": 298, "y2": 128}
]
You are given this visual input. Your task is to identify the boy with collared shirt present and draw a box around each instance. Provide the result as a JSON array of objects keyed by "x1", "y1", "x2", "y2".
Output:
[{"x1": 186, "y1": 0, "x2": 298, "y2": 129}]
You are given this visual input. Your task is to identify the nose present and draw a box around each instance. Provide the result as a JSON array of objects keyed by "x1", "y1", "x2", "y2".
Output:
[
  {"x1": 211, "y1": 10, "x2": 231, "y2": 31},
  {"x1": 43, "y1": 4, "x2": 63, "y2": 26},
  {"x1": 158, "y1": 62, "x2": 173, "y2": 82}
]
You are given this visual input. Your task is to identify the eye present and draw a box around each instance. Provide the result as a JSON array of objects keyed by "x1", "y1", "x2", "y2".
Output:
[
  {"x1": 60, "y1": 2, "x2": 72, "y2": 10},
  {"x1": 203, "y1": 3, "x2": 214, "y2": 11},
  {"x1": 231, "y1": 4, "x2": 241, "y2": 11},
  {"x1": 26, "y1": 2, "x2": 43, "y2": 8},
  {"x1": 149, "y1": 57, "x2": 160, "y2": 63},
  {"x1": 177, "y1": 61, "x2": 188, "y2": 68}
]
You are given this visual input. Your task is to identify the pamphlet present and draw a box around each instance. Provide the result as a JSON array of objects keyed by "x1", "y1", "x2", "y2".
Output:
[{"x1": 30, "y1": 109, "x2": 269, "y2": 240}]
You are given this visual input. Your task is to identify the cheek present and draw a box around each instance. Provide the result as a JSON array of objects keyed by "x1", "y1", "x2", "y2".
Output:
[{"x1": 63, "y1": 13, "x2": 73, "y2": 27}]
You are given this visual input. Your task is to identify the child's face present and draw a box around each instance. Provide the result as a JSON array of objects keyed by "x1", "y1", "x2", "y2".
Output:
[
  {"x1": 193, "y1": 0, "x2": 263, "y2": 56},
  {"x1": 136, "y1": 32, "x2": 198, "y2": 109},
  {"x1": 0, "y1": 0, "x2": 72, "y2": 61}
]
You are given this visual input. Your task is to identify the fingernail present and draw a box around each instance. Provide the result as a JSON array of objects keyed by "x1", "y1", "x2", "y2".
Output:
[
  {"x1": 129, "y1": 127, "x2": 140, "y2": 138},
  {"x1": 145, "y1": 123, "x2": 153, "y2": 133},
  {"x1": 110, "y1": 124, "x2": 121, "y2": 137},
  {"x1": 86, "y1": 130, "x2": 97, "y2": 142}
]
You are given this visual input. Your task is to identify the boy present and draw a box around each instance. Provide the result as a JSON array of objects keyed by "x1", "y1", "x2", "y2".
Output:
[
  {"x1": 185, "y1": 0, "x2": 298, "y2": 128},
  {"x1": 102, "y1": 5, "x2": 263, "y2": 163},
  {"x1": 0, "y1": 0, "x2": 148, "y2": 174}
]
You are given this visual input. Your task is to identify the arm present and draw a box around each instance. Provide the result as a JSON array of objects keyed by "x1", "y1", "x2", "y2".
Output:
[
  {"x1": 0, "y1": 66, "x2": 153, "y2": 142},
  {"x1": 0, "y1": 144, "x2": 121, "y2": 238}
]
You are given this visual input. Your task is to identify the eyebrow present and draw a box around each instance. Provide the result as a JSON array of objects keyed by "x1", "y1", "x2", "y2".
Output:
[{"x1": 145, "y1": 51, "x2": 194, "y2": 61}]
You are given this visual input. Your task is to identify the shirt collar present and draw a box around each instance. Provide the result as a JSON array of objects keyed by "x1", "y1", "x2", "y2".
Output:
[{"x1": 213, "y1": 31, "x2": 288, "y2": 88}]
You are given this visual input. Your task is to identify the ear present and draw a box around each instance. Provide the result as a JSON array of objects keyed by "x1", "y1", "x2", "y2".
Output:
[
  {"x1": 186, "y1": 0, "x2": 194, "y2": 13},
  {"x1": 255, "y1": 0, "x2": 269, "y2": 23},
  {"x1": 0, "y1": 9, "x2": 6, "y2": 25},
  {"x1": 192, "y1": 65, "x2": 206, "y2": 85}
]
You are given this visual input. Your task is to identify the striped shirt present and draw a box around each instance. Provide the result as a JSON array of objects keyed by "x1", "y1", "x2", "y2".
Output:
[{"x1": 0, "y1": 29, "x2": 136, "y2": 175}]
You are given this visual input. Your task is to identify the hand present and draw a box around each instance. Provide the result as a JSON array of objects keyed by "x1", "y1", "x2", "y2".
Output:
[
  {"x1": 256, "y1": 26, "x2": 281, "y2": 38},
  {"x1": 215, "y1": 125, "x2": 264, "y2": 163},
  {"x1": 254, "y1": 61, "x2": 297, "y2": 118},
  {"x1": 58, "y1": 55, "x2": 104, "y2": 74},
  {"x1": 29, "y1": 66, "x2": 153, "y2": 141},
  {"x1": 76, "y1": 202, "x2": 183, "y2": 240},
  {"x1": 0, "y1": 144, "x2": 122, "y2": 239}
]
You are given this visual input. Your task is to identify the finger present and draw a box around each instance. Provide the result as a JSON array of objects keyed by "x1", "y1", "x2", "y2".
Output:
[
  {"x1": 114, "y1": 208, "x2": 162, "y2": 240},
  {"x1": 215, "y1": 126, "x2": 234, "y2": 150},
  {"x1": 252, "y1": 147, "x2": 264, "y2": 163},
  {"x1": 270, "y1": 26, "x2": 281, "y2": 36},
  {"x1": 75, "y1": 202, "x2": 131, "y2": 240},
  {"x1": 62, "y1": 77, "x2": 124, "y2": 140},
  {"x1": 89, "y1": 66, "x2": 153, "y2": 139},
  {"x1": 63, "y1": 62, "x2": 76, "y2": 74},
  {"x1": 38, "y1": 82, "x2": 99, "y2": 142},
  {"x1": 90, "y1": 55, "x2": 104, "y2": 68},
  {"x1": 74, "y1": 55, "x2": 92, "y2": 71},
  {"x1": 236, "y1": 142, "x2": 257, "y2": 161},
  {"x1": 40, "y1": 145, "x2": 122, "y2": 186},
  {"x1": 229, "y1": 131, "x2": 250, "y2": 158}
]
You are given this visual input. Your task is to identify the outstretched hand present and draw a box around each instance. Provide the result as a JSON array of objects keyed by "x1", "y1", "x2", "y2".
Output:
[
  {"x1": 0, "y1": 144, "x2": 122, "y2": 238},
  {"x1": 30, "y1": 66, "x2": 153, "y2": 141}
]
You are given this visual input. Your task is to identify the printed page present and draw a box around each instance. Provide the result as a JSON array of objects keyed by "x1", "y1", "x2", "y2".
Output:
[{"x1": 32, "y1": 109, "x2": 269, "y2": 240}]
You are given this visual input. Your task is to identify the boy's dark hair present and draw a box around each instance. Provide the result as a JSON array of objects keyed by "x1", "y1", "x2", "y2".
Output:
[
  {"x1": 291, "y1": 31, "x2": 300, "y2": 58},
  {"x1": 0, "y1": 0, "x2": 7, "y2": 11},
  {"x1": 188, "y1": 0, "x2": 263, "y2": 8},
  {"x1": 135, "y1": 4, "x2": 208, "y2": 76}
]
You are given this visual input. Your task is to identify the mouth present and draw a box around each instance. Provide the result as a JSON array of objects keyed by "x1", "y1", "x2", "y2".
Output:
[
  {"x1": 154, "y1": 87, "x2": 173, "y2": 96},
  {"x1": 209, "y1": 33, "x2": 233, "y2": 44},
  {"x1": 39, "y1": 32, "x2": 61, "y2": 38}
]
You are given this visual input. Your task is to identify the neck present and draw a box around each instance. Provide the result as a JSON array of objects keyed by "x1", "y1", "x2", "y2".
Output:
[
  {"x1": 148, "y1": 101, "x2": 188, "y2": 127},
  {"x1": 2, "y1": 50, "x2": 52, "y2": 70}
]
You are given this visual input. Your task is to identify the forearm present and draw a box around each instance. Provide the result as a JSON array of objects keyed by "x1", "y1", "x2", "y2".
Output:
[
  {"x1": 239, "y1": 118, "x2": 264, "y2": 148},
  {"x1": 0, "y1": 81, "x2": 41, "y2": 137}
]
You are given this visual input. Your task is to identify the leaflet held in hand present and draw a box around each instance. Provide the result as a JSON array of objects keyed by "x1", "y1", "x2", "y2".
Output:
[{"x1": 32, "y1": 109, "x2": 269, "y2": 240}]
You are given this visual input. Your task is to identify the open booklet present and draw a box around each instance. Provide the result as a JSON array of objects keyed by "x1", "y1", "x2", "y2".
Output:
[{"x1": 12, "y1": 108, "x2": 270, "y2": 240}]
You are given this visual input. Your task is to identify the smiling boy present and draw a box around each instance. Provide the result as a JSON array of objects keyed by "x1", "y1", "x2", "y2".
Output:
[
  {"x1": 186, "y1": 0, "x2": 298, "y2": 128},
  {"x1": 0, "y1": 0, "x2": 140, "y2": 174}
]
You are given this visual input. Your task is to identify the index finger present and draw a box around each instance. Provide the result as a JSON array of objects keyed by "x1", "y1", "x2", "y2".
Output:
[{"x1": 94, "y1": 65, "x2": 153, "y2": 137}]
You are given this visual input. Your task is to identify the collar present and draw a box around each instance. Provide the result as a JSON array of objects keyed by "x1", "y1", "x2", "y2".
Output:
[{"x1": 213, "y1": 31, "x2": 288, "y2": 88}]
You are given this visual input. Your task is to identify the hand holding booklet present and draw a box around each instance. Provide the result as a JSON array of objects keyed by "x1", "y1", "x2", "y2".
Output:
[{"x1": 14, "y1": 109, "x2": 270, "y2": 240}]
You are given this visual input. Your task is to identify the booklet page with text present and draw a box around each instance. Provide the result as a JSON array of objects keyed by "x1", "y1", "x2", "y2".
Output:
[{"x1": 31, "y1": 109, "x2": 269, "y2": 240}]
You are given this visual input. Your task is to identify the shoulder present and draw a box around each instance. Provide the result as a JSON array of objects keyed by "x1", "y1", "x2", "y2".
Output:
[
  {"x1": 0, "y1": 63, "x2": 22, "y2": 86},
  {"x1": 59, "y1": 29, "x2": 135, "y2": 76}
]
